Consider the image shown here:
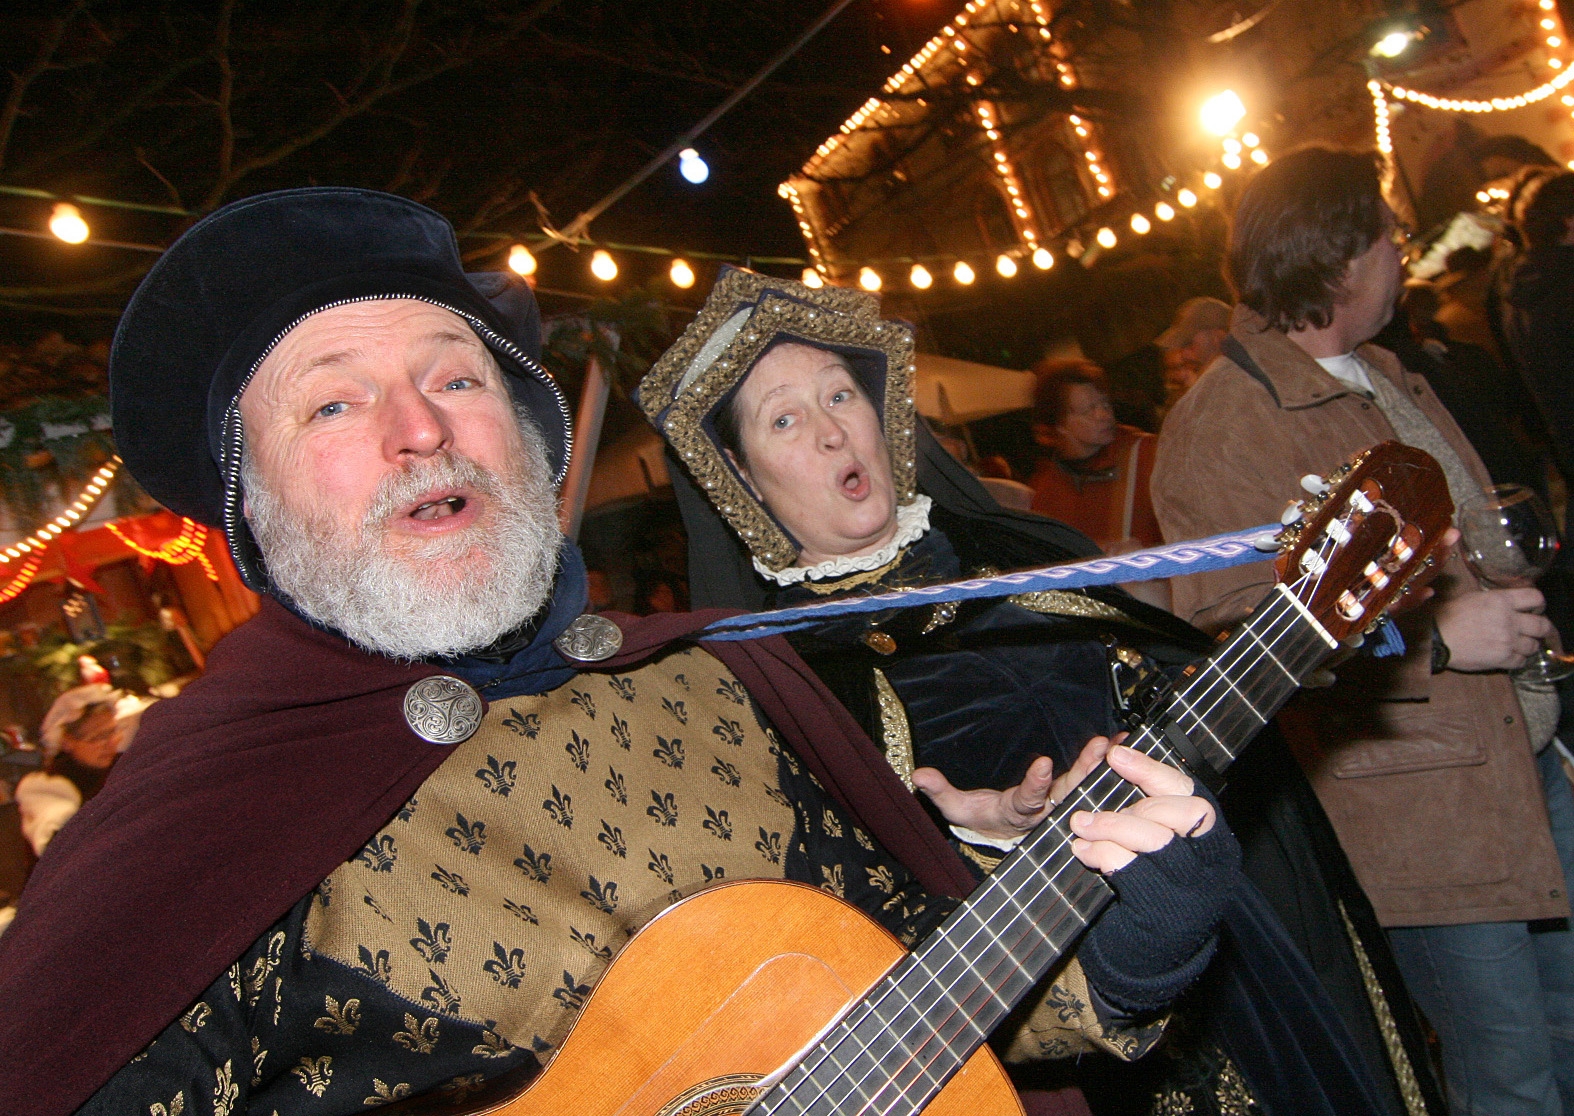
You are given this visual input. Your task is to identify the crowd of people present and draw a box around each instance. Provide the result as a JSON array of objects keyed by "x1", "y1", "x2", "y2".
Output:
[{"x1": 0, "y1": 138, "x2": 1570, "y2": 1116}]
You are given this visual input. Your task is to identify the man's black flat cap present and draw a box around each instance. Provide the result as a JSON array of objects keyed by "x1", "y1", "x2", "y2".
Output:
[{"x1": 109, "y1": 187, "x2": 570, "y2": 589}]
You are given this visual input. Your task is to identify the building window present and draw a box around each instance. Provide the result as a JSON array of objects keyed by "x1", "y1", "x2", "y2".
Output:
[{"x1": 1021, "y1": 137, "x2": 1086, "y2": 235}]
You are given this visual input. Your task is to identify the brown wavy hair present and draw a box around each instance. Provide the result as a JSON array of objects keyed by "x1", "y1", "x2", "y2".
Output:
[{"x1": 1226, "y1": 147, "x2": 1389, "y2": 332}]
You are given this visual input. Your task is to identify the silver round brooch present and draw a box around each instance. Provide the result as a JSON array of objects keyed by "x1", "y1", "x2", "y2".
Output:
[
  {"x1": 553, "y1": 613, "x2": 624, "y2": 663},
  {"x1": 403, "y1": 675, "x2": 483, "y2": 745}
]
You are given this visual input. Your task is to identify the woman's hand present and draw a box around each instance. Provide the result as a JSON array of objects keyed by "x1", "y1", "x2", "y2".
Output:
[
  {"x1": 1068, "y1": 745, "x2": 1214, "y2": 872},
  {"x1": 911, "y1": 733, "x2": 1119, "y2": 843}
]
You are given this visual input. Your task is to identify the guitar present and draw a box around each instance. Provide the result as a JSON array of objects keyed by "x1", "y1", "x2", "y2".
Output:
[{"x1": 450, "y1": 442, "x2": 1452, "y2": 1116}]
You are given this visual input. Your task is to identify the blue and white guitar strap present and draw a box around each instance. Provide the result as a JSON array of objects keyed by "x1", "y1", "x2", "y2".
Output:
[{"x1": 699, "y1": 523, "x2": 1406, "y2": 657}]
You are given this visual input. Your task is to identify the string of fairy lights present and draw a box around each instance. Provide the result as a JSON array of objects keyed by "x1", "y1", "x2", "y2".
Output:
[
  {"x1": 42, "y1": 0, "x2": 1566, "y2": 305},
  {"x1": 0, "y1": 555, "x2": 44, "y2": 605},
  {"x1": 0, "y1": 457, "x2": 120, "y2": 600},
  {"x1": 1370, "y1": 0, "x2": 1574, "y2": 164},
  {"x1": 13, "y1": 2, "x2": 1571, "y2": 303},
  {"x1": 105, "y1": 516, "x2": 219, "y2": 582},
  {"x1": 6, "y1": 0, "x2": 1254, "y2": 299},
  {"x1": 781, "y1": 0, "x2": 1260, "y2": 294},
  {"x1": 0, "y1": 453, "x2": 218, "y2": 599},
  {"x1": 0, "y1": 458, "x2": 122, "y2": 567}
]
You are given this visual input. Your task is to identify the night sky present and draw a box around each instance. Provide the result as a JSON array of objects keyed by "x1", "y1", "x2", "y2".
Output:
[{"x1": 0, "y1": 1, "x2": 968, "y2": 328}]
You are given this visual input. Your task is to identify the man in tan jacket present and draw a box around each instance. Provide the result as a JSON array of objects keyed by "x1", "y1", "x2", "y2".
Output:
[{"x1": 1154, "y1": 147, "x2": 1574, "y2": 1116}]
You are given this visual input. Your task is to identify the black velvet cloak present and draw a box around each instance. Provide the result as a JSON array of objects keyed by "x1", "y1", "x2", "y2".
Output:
[{"x1": 672, "y1": 423, "x2": 1444, "y2": 1116}]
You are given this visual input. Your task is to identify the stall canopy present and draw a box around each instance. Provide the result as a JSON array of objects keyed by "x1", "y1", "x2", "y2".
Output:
[{"x1": 914, "y1": 353, "x2": 1035, "y2": 425}]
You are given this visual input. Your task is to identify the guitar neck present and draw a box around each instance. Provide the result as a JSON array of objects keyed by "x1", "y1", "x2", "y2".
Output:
[{"x1": 755, "y1": 585, "x2": 1338, "y2": 1116}]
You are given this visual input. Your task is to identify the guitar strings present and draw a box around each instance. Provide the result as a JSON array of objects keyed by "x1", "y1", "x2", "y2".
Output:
[
  {"x1": 773, "y1": 590, "x2": 1324, "y2": 1115},
  {"x1": 832, "y1": 517, "x2": 1376, "y2": 1113},
  {"x1": 842, "y1": 592, "x2": 1323, "y2": 1115},
  {"x1": 772, "y1": 590, "x2": 1318, "y2": 1115},
  {"x1": 777, "y1": 507, "x2": 1378, "y2": 1114}
]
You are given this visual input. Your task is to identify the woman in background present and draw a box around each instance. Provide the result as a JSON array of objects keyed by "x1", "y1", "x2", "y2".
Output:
[{"x1": 1027, "y1": 361, "x2": 1162, "y2": 554}]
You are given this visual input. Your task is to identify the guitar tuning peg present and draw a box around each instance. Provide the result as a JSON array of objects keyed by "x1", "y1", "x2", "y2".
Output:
[
  {"x1": 1253, "y1": 531, "x2": 1282, "y2": 552},
  {"x1": 1301, "y1": 474, "x2": 1332, "y2": 496},
  {"x1": 1280, "y1": 502, "x2": 1304, "y2": 525}
]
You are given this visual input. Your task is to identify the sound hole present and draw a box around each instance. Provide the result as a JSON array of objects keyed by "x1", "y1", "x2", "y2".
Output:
[{"x1": 656, "y1": 1074, "x2": 764, "y2": 1116}]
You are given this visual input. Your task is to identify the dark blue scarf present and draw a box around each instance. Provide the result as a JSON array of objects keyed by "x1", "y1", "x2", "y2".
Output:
[{"x1": 443, "y1": 542, "x2": 590, "y2": 699}]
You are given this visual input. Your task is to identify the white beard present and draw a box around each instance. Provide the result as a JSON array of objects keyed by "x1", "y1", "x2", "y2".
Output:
[{"x1": 243, "y1": 418, "x2": 563, "y2": 660}]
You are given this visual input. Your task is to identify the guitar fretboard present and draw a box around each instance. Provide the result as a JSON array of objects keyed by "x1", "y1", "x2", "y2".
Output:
[{"x1": 755, "y1": 585, "x2": 1336, "y2": 1116}]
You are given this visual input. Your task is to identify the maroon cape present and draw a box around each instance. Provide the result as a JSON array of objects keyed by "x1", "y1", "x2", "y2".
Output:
[{"x1": 0, "y1": 599, "x2": 973, "y2": 1116}]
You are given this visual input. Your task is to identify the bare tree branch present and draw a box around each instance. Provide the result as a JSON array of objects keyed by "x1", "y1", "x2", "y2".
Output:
[
  {"x1": 10, "y1": 53, "x2": 206, "y2": 180},
  {"x1": 381, "y1": 134, "x2": 426, "y2": 194},
  {"x1": 197, "y1": 0, "x2": 567, "y2": 210},
  {"x1": 213, "y1": 0, "x2": 236, "y2": 185},
  {"x1": 134, "y1": 147, "x2": 185, "y2": 210},
  {"x1": 0, "y1": 0, "x2": 89, "y2": 171},
  {"x1": 372, "y1": 0, "x2": 423, "y2": 94}
]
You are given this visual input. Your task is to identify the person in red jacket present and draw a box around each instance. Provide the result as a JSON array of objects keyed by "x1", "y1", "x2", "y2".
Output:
[{"x1": 1027, "y1": 361, "x2": 1162, "y2": 554}]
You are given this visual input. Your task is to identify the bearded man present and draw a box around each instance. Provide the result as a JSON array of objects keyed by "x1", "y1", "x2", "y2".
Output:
[{"x1": 0, "y1": 190, "x2": 1236, "y2": 1116}]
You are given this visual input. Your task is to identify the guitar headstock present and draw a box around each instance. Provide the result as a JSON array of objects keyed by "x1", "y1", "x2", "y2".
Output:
[{"x1": 1273, "y1": 441, "x2": 1453, "y2": 643}]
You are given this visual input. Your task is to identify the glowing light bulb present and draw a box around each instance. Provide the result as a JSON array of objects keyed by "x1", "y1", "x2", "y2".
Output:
[
  {"x1": 1178, "y1": 188, "x2": 1198, "y2": 207},
  {"x1": 1242, "y1": 132, "x2": 1260, "y2": 148},
  {"x1": 590, "y1": 249, "x2": 618, "y2": 281},
  {"x1": 49, "y1": 203, "x2": 89, "y2": 244},
  {"x1": 1200, "y1": 90, "x2": 1246, "y2": 136},
  {"x1": 1032, "y1": 247, "x2": 1054, "y2": 269},
  {"x1": 507, "y1": 244, "x2": 537, "y2": 276},
  {"x1": 1203, "y1": 172, "x2": 1223, "y2": 189},
  {"x1": 1155, "y1": 202, "x2": 1176, "y2": 221},
  {"x1": 678, "y1": 148, "x2": 709, "y2": 184},
  {"x1": 1250, "y1": 147, "x2": 1269, "y2": 165},
  {"x1": 1223, "y1": 137, "x2": 1243, "y2": 155},
  {"x1": 1222, "y1": 152, "x2": 1243, "y2": 170},
  {"x1": 669, "y1": 258, "x2": 695, "y2": 288},
  {"x1": 910, "y1": 263, "x2": 933, "y2": 289},
  {"x1": 953, "y1": 260, "x2": 976, "y2": 285},
  {"x1": 1096, "y1": 227, "x2": 1117, "y2": 249},
  {"x1": 859, "y1": 266, "x2": 882, "y2": 291},
  {"x1": 1128, "y1": 213, "x2": 1150, "y2": 235},
  {"x1": 1372, "y1": 31, "x2": 1413, "y2": 59},
  {"x1": 801, "y1": 268, "x2": 824, "y2": 288}
]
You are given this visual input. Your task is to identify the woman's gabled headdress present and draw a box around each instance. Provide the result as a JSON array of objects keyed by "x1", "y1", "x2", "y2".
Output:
[{"x1": 637, "y1": 267, "x2": 918, "y2": 572}]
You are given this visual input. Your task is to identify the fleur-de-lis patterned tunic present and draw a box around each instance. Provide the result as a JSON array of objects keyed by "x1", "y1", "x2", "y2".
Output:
[{"x1": 83, "y1": 647, "x2": 1152, "y2": 1116}]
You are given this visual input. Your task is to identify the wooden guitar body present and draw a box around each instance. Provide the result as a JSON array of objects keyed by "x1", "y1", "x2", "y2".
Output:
[{"x1": 473, "y1": 879, "x2": 1023, "y2": 1116}]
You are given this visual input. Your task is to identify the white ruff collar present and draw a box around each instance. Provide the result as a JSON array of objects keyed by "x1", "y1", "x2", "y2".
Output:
[{"x1": 755, "y1": 495, "x2": 933, "y2": 585}]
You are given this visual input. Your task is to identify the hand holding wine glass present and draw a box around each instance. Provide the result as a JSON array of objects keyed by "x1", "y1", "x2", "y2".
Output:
[{"x1": 1456, "y1": 484, "x2": 1574, "y2": 683}]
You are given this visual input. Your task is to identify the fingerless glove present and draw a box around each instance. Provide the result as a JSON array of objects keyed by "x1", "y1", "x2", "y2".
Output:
[{"x1": 1077, "y1": 797, "x2": 1241, "y2": 1016}]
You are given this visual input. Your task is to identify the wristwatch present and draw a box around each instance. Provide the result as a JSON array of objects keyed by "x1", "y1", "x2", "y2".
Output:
[{"x1": 1429, "y1": 617, "x2": 1451, "y2": 674}]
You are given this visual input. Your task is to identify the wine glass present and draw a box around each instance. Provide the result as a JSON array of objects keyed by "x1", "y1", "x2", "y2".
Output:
[{"x1": 1457, "y1": 484, "x2": 1574, "y2": 683}]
